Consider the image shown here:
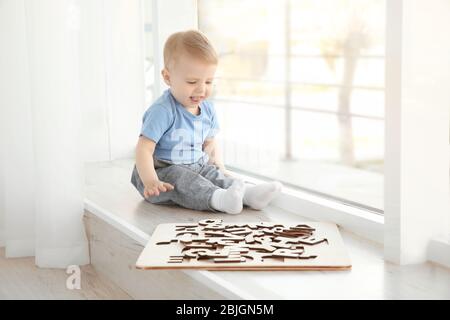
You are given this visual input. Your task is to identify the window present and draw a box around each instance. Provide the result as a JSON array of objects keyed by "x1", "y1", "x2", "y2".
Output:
[{"x1": 199, "y1": 0, "x2": 385, "y2": 213}]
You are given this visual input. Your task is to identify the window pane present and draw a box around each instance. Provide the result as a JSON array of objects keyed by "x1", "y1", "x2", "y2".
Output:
[
  {"x1": 290, "y1": 0, "x2": 386, "y2": 57},
  {"x1": 218, "y1": 54, "x2": 286, "y2": 83},
  {"x1": 291, "y1": 84, "x2": 339, "y2": 112},
  {"x1": 290, "y1": 57, "x2": 384, "y2": 87},
  {"x1": 214, "y1": 79, "x2": 284, "y2": 106},
  {"x1": 350, "y1": 90, "x2": 384, "y2": 118},
  {"x1": 199, "y1": 0, "x2": 385, "y2": 212},
  {"x1": 217, "y1": 102, "x2": 285, "y2": 167}
]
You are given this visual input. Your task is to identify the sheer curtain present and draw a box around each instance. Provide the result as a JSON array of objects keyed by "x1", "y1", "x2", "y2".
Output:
[{"x1": 0, "y1": 0, "x2": 89, "y2": 268}]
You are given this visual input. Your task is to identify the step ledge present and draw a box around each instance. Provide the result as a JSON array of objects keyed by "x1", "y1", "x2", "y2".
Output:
[{"x1": 84, "y1": 198, "x2": 255, "y2": 300}]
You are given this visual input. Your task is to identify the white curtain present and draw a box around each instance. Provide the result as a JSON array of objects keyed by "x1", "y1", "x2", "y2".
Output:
[{"x1": 0, "y1": 0, "x2": 89, "y2": 268}]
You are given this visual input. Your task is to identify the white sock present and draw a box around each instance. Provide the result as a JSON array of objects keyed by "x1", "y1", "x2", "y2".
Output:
[
  {"x1": 210, "y1": 180, "x2": 245, "y2": 214},
  {"x1": 243, "y1": 182, "x2": 283, "y2": 210}
]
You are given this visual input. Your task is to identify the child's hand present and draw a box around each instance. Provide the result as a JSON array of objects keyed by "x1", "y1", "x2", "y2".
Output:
[{"x1": 144, "y1": 180, "x2": 174, "y2": 198}]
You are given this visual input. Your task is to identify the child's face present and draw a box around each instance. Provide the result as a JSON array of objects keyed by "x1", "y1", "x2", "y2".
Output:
[{"x1": 162, "y1": 53, "x2": 217, "y2": 110}]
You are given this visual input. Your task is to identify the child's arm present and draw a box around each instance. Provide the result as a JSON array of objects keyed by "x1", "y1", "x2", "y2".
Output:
[
  {"x1": 203, "y1": 138, "x2": 232, "y2": 177},
  {"x1": 136, "y1": 136, "x2": 174, "y2": 197}
]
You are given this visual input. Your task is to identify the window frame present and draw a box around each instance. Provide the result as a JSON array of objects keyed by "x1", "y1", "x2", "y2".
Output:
[{"x1": 149, "y1": 0, "x2": 450, "y2": 258}]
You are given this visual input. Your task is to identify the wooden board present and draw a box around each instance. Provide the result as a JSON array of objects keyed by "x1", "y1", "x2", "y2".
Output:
[{"x1": 136, "y1": 219, "x2": 351, "y2": 271}]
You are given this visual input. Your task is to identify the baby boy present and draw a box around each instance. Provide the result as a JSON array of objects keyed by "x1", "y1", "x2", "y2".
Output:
[{"x1": 131, "y1": 30, "x2": 282, "y2": 214}]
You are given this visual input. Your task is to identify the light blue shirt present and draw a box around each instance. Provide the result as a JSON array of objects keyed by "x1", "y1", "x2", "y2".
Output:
[{"x1": 140, "y1": 89, "x2": 220, "y2": 164}]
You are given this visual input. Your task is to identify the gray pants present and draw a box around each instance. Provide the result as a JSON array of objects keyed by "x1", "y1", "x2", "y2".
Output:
[{"x1": 131, "y1": 158, "x2": 236, "y2": 211}]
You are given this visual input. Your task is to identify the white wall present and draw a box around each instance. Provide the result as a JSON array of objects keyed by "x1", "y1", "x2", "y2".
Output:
[
  {"x1": 79, "y1": 0, "x2": 197, "y2": 162},
  {"x1": 1, "y1": 0, "x2": 195, "y2": 166},
  {"x1": 24, "y1": 0, "x2": 89, "y2": 266},
  {"x1": 103, "y1": 0, "x2": 146, "y2": 160},
  {"x1": 152, "y1": 0, "x2": 198, "y2": 97},
  {"x1": 80, "y1": 0, "x2": 199, "y2": 162},
  {"x1": 0, "y1": 0, "x2": 149, "y2": 255},
  {"x1": 0, "y1": 0, "x2": 35, "y2": 254},
  {"x1": 0, "y1": 0, "x2": 148, "y2": 165},
  {"x1": 80, "y1": 0, "x2": 145, "y2": 162},
  {"x1": 1, "y1": 0, "x2": 197, "y2": 167},
  {"x1": 1, "y1": 0, "x2": 90, "y2": 264},
  {"x1": 384, "y1": 0, "x2": 450, "y2": 265},
  {"x1": 79, "y1": 0, "x2": 110, "y2": 162}
]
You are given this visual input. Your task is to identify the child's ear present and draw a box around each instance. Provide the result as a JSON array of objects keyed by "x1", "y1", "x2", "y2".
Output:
[{"x1": 161, "y1": 68, "x2": 171, "y2": 86}]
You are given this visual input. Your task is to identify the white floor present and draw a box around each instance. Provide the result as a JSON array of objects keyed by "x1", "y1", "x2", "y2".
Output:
[{"x1": 84, "y1": 159, "x2": 450, "y2": 300}]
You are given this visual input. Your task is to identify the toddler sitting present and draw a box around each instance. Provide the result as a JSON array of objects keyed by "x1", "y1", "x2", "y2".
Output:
[{"x1": 131, "y1": 30, "x2": 282, "y2": 214}]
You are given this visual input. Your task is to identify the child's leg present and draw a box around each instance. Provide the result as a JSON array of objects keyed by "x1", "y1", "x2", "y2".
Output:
[
  {"x1": 198, "y1": 164, "x2": 236, "y2": 189},
  {"x1": 131, "y1": 164, "x2": 243, "y2": 213}
]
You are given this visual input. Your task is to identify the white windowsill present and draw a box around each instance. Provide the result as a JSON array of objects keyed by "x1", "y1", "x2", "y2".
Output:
[
  {"x1": 83, "y1": 159, "x2": 384, "y2": 299},
  {"x1": 83, "y1": 159, "x2": 450, "y2": 299}
]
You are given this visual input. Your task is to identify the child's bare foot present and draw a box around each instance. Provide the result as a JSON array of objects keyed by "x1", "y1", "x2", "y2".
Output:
[
  {"x1": 210, "y1": 180, "x2": 245, "y2": 214},
  {"x1": 243, "y1": 182, "x2": 282, "y2": 210}
]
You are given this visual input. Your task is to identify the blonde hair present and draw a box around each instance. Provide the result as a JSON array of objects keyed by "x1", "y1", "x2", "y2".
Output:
[{"x1": 163, "y1": 30, "x2": 218, "y2": 69}]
